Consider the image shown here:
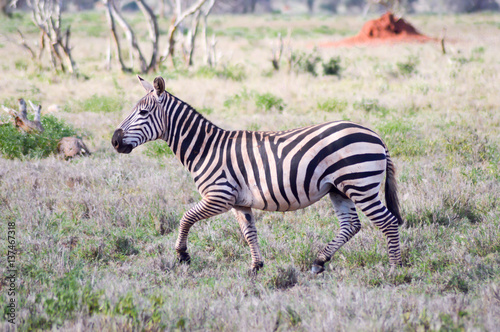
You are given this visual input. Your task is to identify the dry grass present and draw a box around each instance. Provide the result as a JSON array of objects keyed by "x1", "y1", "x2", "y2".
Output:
[{"x1": 0, "y1": 12, "x2": 499, "y2": 331}]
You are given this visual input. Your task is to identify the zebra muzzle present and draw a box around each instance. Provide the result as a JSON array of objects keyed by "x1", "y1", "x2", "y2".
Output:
[{"x1": 112, "y1": 129, "x2": 133, "y2": 154}]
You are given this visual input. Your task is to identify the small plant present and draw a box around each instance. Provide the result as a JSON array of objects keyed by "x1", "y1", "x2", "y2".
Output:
[
  {"x1": 396, "y1": 55, "x2": 419, "y2": 76},
  {"x1": 224, "y1": 89, "x2": 285, "y2": 112},
  {"x1": 274, "y1": 306, "x2": 302, "y2": 330},
  {"x1": 196, "y1": 64, "x2": 246, "y2": 81},
  {"x1": 354, "y1": 98, "x2": 391, "y2": 117},
  {"x1": 317, "y1": 98, "x2": 348, "y2": 112},
  {"x1": 223, "y1": 88, "x2": 252, "y2": 109},
  {"x1": 254, "y1": 92, "x2": 285, "y2": 112},
  {"x1": 290, "y1": 50, "x2": 322, "y2": 76},
  {"x1": 322, "y1": 56, "x2": 342, "y2": 76},
  {"x1": 114, "y1": 236, "x2": 139, "y2": 256},
  {"x1": 0, "y1": 115, "x2": 77, "y2": 159},
  {"x1": 267, "y1": 266, "x2": 298, "y2": 290}
]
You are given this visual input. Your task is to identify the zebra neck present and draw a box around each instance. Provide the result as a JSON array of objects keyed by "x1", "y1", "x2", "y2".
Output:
[{"x1": 161, "y1": 97, "x2": 223, "y2": 172}]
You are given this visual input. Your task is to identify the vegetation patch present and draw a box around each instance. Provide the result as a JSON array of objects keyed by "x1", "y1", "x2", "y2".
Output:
[
  {"x1": 0, "y1": 115, "x2": 77, "y2": 159},
  {"x1": 376, "y1": 119, "x2": 427, "y2": 157},
  {"x1": 196, "y1": 64, "x2": 246, "y2": 81},
  {"x1": 316, "y1": 98, "x2": 348, "y2": 113},
  {"x1": 65, "y1": 94, "x2": 125, "y2": 113}
]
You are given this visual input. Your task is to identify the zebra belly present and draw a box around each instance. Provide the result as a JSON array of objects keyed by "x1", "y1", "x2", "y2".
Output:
[{"x1": 234, "y1": 181, "x2": 332, "y2": 212}]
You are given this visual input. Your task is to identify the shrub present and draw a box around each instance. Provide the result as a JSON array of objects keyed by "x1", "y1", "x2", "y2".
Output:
[
  {"x1": 290, "y1": 51, "x2": 321, "y2": 76},
  {"x1": 254, "y1": 92, "x2": 285, "y2": 112},
  {"x1": 396, "y1": 55, "x2": 419, "y2": 76},
  {"x1": 267, "y1": 266, "x2": 298, "y2": 290},
  {"x1": 0, "y1": 115, "x2": 77, "y2": 159},
  {"x1": 322, "y1": 56, "x2": 342, "y2": 76},
  {"x1": 223, "y1": 88, "x2": 252, "y2": 109}
]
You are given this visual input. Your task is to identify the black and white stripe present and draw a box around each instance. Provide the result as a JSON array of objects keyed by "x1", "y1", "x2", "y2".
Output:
[{"x1": 113, "y1": 76, "x2": 403, "y2": 273}]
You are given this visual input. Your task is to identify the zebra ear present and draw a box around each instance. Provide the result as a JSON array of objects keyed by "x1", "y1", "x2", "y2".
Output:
[
  {"x1": 153, "y1": 77, "x2": 165, "y2": 97},
  {"x1": 137, "y1": 75, "x2": 154, "y2": 93}
]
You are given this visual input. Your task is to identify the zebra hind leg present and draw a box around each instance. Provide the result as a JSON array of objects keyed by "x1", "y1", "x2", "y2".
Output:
[
  {"x1": 355, "y1": 197, "x2": 402, "y2": 268},
  {"x1": 175, "y1": 196, "x2": 234, "y2": 265},
  {"x1": 232, "y1": 207, "x2": 264, "y2": 272},
  {"x1": 312, "y1": 192, "x2": 361, "y2": 274}
]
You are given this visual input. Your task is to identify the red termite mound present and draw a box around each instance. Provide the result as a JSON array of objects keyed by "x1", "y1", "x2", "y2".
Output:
[{"x1": 322, "y1": 12, "x2": 433, "y2": 47}]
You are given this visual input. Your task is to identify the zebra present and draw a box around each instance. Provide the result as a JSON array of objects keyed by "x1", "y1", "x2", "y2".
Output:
[{"x1": 112, "y1": 76, "x2": 404, "y2": 274}]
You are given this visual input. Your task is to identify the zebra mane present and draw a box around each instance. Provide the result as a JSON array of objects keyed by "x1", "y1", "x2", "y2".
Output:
[{"x1": 162, "y1": 90, "x2": 221, "y2": 131}]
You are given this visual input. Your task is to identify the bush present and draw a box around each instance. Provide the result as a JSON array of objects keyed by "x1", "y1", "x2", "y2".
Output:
[
  {"x1": 290, "y1": 51, "x2": 321, "y2": 76},
  {"x1": 223, "y1": 88, "x2": 252, "y2": 109},
  {"x1": 396, "y1": 55, "x2": 419, "y2": 76},
  {"x1": 322, "y1": 56, "x2": 342, "y2": 76},
  {"x1": 254, "y1": 92, "x2": 285, "y2": 112},
  {"x1": 0, "y1": 115, "x2": 77, "y2": 159}
]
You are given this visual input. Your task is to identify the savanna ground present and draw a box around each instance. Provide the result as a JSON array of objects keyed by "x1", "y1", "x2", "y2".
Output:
[{"x1": 1, "y1": 10, "x2": 500, "y2": 331}]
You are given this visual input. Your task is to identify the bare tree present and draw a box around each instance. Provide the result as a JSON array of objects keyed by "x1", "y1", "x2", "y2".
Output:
[
  {"x1": 161, "y1": 0, "x2": 213, "y2": 67},
  {"x1": 24, "y1": 0, "x2": 78, "y2": 75},
  {"x1": 201, "y1": 0, "x2": 217, "y2": 66},
  {"x1": 103, "y1": 0, "x2": 159, "y2": 73},
  {"x1": 183, "y1": 0, "x2": 216, "y2": 66}
]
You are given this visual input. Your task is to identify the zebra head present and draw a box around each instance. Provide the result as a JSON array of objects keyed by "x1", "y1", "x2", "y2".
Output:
[{"x1": 112, "y1": 76, "x2": 166, "y2": 154}]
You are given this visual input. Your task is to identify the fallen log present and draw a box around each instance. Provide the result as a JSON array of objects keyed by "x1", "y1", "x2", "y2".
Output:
[{"x1": 1, "y1": 98, "x2": 44, "y2": 133}]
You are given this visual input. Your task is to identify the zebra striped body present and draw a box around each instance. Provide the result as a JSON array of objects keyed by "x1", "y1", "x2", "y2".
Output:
[{"x1": 112, "y1": 76, "x2": 403, "y2": 273}]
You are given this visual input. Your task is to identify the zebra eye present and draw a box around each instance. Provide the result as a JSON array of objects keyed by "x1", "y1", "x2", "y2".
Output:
[{"x1": 138, "y1": 109, "x2": 149, "y2": 116}]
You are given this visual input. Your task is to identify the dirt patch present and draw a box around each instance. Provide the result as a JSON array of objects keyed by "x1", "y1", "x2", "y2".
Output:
[{"x1": 322, "y1": 12, "x2": 434, "y2": 47}]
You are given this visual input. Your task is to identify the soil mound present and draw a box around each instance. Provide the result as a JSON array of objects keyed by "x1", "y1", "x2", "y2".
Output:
[{"x1": 322, "y1": 12, "x2": 433, "y2": 47}]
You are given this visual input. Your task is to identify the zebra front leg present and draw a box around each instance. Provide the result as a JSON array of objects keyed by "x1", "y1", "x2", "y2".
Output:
[
  {"x1": 232, "y1": 207, "x2": 264, "y2": 272},
  {"x1": 175, "y1": 196, "x2": 233, "y2": 264},
  {"x1": 312, "y1": 193, "x2": 361, "y2": 274}
]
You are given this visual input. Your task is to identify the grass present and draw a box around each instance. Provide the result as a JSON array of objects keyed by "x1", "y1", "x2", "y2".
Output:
[
  {"x1": 64, "y1": 94, "x2": 126, "y2": 113},
  {"x1": 0, "y1": 11, "x2": 500, "y2": 332}
]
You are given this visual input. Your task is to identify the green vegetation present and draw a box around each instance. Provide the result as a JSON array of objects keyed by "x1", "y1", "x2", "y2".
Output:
[
  {"x1": 290, "y1": 50, "x2": 322, "y2": 76},
  {"x1": 65, "y1": 94, "x2": 125, "y2": 113},
  {"x1": 196, "y1": 64, "x2": 247, "y2": 81},
  {"x1": 254, "y1": 92, "x2": 285, "y2": 112},
  {"x1": 396, "y1": 55, "x2": 420, "y2": 76},
  {"x1": 224, "y1": 88, "x2": 285, "y2": 112},
  {"x1": 0, "y1": 115, "x2": 76, "y2": 159},
  {"x1": 317, "y1": 98, "x2": 348, "y2": 113},
  {"x1": 322, "y1": 56, "x2": 342, "y2": 76}
]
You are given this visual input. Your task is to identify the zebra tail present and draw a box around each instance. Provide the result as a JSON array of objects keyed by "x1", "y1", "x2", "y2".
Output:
[{"x1": 385, "y1": 153, "x2": 404, "y2": 226}]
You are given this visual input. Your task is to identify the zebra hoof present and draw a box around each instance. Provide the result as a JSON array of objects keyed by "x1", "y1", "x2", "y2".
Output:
[
  {"x1": 178, "y1": 252, "x2": 191, "y2": 264},
  {"x1": 311, "y1": 264, "x2": 325, "y2": 274},
  {"x1": 252, "y1": 261, "x2": 264, "y2": 272}
]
